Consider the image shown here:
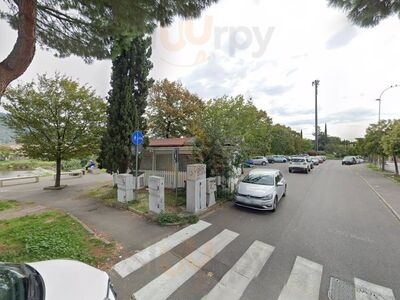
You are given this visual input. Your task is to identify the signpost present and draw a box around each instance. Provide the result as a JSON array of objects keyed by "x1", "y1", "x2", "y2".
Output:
[
  {"x1": 174, "y1": 148, "x2": 179, "y2": 203},
  {"x1": 132, "y1": 131, "x2": 144, "y2": 200}
]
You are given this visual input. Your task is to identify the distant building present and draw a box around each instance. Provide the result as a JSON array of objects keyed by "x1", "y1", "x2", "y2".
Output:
[{"x1": 140, "y1": 137, "x2": 197, "y2": 172}]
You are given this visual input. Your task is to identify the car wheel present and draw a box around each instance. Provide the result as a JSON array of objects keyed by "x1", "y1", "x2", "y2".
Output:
[
  {"x1": 272, "y1": 197, "x2": 278, "y2": 212},
  {"x1": 305, "y1": 168, "x2": 309, "y2": 174},
  {"x1": 262, "y1": 161, "x2": 267, "y2": 166},
  {"x1": 283, "y1": 185, "x2": 287, "y2": 197},
  {"x1": 289, "y1": 168, "x2": 292, "y2": 173}
]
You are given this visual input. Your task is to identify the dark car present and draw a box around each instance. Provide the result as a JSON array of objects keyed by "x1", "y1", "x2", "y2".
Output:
[{"x1": 342, "y1": 156, "x2": 357, "y2": 165}]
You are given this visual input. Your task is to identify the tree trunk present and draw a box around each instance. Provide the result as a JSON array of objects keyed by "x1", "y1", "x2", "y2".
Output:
[
  {"x1": 381, "y1": 155, "x2": 385, "y2": 171},
  {"x1": 0, "y1": 0, "x2": 37, "y2": 98},
  {"x1": 394, "y1": 155, "x2": 399, "y2": 176},
  {"x1": 55, "y1": 157, "x2": 61, "y2": 187}
]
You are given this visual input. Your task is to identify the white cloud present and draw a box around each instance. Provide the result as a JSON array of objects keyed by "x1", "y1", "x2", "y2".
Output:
[{"x1": 1, "y1": 0, "x2": 400, "y2": 140}]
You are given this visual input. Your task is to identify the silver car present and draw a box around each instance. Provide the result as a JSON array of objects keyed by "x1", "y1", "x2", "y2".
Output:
[
  {"x1": 251, "y1": 156, "x2": 269, "y2": 166},
  {"x1": 234, "y1": 169, "x2": 287, "y2": 211}
]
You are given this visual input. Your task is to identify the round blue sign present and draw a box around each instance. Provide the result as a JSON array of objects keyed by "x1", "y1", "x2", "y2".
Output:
[{"x1": 132, "y1": 131, "x2": 144, "y2": 145}]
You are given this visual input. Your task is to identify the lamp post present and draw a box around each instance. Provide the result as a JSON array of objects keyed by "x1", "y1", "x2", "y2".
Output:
[
  {"x1": 376, "y1": 84, "x2": 399, "y2": 122},
  {"x1": 312, "y1": 80, "x2": 320, "y2": 152}
]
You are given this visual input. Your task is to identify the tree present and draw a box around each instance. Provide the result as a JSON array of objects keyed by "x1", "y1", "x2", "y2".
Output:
[
  {"x1": 0, "y1": 0, "x2": 218, "y2": 97},
  {"x1": 328, "y1": 0, "x2": 400, "y2": 27},
  {"x1": 147, "y1": 79, "x2": 204, "y2": 138},
  {"x1": 364, "y1": 120, "x2": 392, "y2": 170},
  {"x1": 382, "y1": 120, "x2": 400, "y2": 175},
  {"x1": 2, "y1": 74, "x2": 107, "y2": 187},
  {"x1": 270, "y1": 124, "x2": 304, "y2": 155},
  {"x1": 98, "y1": 36, "x2": 153, "y2": 174},
  {"x1": 193, "y1": 95, "x2": 272, "y2": 177}
]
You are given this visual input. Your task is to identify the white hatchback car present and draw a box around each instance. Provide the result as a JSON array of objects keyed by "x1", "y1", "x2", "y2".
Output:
[
  {"x1": 0, "y1": 259, "x2": 116, "y2": 300},
  {"x1": 234, "y1": 169, "x2": 287, "y2": 211},
  {"x1": 289, "y1": 157, "x2": 310, "y2": 173}
]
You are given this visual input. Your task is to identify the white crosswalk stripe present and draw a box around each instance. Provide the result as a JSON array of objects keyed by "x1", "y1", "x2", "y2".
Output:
[
  {"x1": 113, "y1": 221, "x2": 397, "y2": 300},
  {"x1": 113, "y1": 220, "x2": 211, "y2": 278},
  {"x1": 201, "y1": 240, "x2": 274, "y2": 300},
  {"x1": 133, "y1": 229, "x2": 239, "y2": 300},
  {"x1": 277, "y1": 256, "x2": 323, "y2": 300},
  {"x1": 354, "y1": 278, "x2": 396, "y2": 300}
]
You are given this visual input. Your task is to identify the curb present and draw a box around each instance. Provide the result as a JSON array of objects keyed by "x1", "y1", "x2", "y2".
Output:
[
  {"x1": 357, "y1": 173, "x2": 400, "y2": 223},
  {"x1": 67, "y1": 213, "x2": 112, "y2": 245}
]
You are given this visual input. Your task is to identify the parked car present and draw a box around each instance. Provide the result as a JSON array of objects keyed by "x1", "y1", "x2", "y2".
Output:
[
  {"x1": 0, "y1": 260, "x2": 117, "y2": 300},
  {"x1": 234, "y1": 169, "x2": 287, "y2": 212},
  {"x1": 342, "y1": 156, "x2": 357, "y2": 165},
  {"x1": 316, "y1": 156, "x2": 324, "y2": 163},
  {"x1": 356, "y1": 156, "x2": 365, "y2": 164},
  {"x1": 306, "y1": 157, "x2": 314, "y2": 169},
  {"x1": 250, "y1": 156, "x2": 269, "y2": 166},
  {"x1": 272, "y1": 155, "x2": 288, "y2": 163},
  {"x1": 266, "y1": 156, "x2": 275, "y2": 163},
  {"x1": 311, "y1": 157, "x2": 320, "y2": 165},
  {"x1": 289, "y1": 157, "x2": 310, "y2": 173}
]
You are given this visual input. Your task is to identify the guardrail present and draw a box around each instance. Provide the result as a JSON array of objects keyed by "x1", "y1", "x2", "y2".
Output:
[{"x1": 0, "y1": 175, "x2": 39, "y2": 187}]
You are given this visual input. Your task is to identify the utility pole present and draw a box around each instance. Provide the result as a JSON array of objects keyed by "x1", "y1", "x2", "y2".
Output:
[{"x1": 312, "y1": 80, "x2": 320, "y2": 152}]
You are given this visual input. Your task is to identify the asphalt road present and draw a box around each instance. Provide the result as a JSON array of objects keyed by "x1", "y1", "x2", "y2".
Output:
[{"x1": 110, "y1": 160, "x2": 400, "y2": 300}]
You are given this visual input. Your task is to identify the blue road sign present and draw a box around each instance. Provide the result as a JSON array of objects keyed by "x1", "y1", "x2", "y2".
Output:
[{"x1": 132, "y1": 131, "x2": 144, "y2": 145}]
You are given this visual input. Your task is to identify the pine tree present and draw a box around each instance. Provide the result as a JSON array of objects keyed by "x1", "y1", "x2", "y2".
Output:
[{"x1": 98, "y1": 36, "x2": 153, "y2": 174}]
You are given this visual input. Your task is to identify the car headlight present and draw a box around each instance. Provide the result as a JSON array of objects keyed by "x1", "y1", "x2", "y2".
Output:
[{"x1": 262, "y1": 194, "x2": 273, "y2": 200}]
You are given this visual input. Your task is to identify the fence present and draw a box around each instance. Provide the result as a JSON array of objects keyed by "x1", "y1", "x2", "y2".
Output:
[{"x1": 140, "y1": 170, "x2": 187, "y2": 189}]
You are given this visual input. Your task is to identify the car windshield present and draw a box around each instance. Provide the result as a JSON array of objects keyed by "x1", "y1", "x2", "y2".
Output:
[
  {"x1": 291, "y1": 158, "x2": 305, "y2": 162},
  {"x1": 0, "y1": 265, "x2": 28, "y2": 300},
  {"x1": 343, "y1": 157, "x2": 353, "y2": 161},
  {"x1": 242, "y1": 174, "x2": 274, "y2": 186},
  {"x1": 0, "y1": 264, "x2": 43, "y2": 300}
]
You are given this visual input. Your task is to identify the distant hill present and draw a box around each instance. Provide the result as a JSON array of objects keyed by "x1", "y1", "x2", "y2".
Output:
[{"x1": 0, "y1": 112, "x2": 15, "y2": 144}]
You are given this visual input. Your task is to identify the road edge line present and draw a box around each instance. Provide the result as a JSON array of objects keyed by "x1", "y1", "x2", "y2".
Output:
[{"x1": 357, "y1": 173, "x2": 400, "y2": 223}]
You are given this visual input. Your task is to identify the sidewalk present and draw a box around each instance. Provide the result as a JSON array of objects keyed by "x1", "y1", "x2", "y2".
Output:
[
  {"x1": 0, "y1": 174, "x2": 178, "y2": 257},
  {"x1": 355, "y1": 164, "x2": 400, "y2": 221}
]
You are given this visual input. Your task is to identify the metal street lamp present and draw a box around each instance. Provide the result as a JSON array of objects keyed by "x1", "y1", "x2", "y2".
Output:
[
  {"x1": 312, "y1": 80, "x2": 320, "y2": 152},
  {"x1": 376, "y1": 84, "x2": 400, "y2": 122}
]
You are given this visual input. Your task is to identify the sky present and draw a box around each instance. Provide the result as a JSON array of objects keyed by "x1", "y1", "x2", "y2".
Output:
[{"x1": 1, "y1": 0, "x2": 400, "y2": 140}]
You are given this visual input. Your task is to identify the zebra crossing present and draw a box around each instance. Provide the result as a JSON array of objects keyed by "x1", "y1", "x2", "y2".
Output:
[{"x1": 112, "y1": 221, "x2": 397, "y2": 300}]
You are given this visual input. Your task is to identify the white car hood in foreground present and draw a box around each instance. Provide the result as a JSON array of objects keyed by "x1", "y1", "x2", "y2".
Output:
[
  {"x1": 28, "y1": 259, "x2": 109, "y2": 300},
  {"x1": 237, "y1": 182, "x2": 275, "y2": 197}
]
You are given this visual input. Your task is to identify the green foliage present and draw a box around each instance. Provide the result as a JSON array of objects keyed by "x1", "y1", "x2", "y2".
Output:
[
  {"x1": 382, "y1": 120, "x2": 400, "y2": 157},
  {"x1": 62, "y1": 159, "x2": 83, "y2": 171},
  {"x1": 0, "y1": 145, "x2": 16, "y2": 161},
  {"x1": 328, "y1": 0, "x2": 400, "y2": 27},
  {"x1": 0, "y1": 159, "x2": 54, "y2": 171},
  {"x1": 99, "y1": 36, "x2": 153, "y2": 174},
  {"x1": 147, "y1": 79, "x2": 204, "y2": 138},
  {"x1": 0, "y1": 211, "x2": 114, "y2": 266},
  {"x1": 0, "y1": 0, "x2": 218, "y2": 62},
  {"x1": 0, "y1": 200, "x2": 19, "y2": 212},
  {"x1": 364, "y1": 120, "x2": 392, "y2": 157},
  {"x1": 193, "y1": 95, "x2": 272, "y2": 177},
  {"x1": 270, "y1": 124, "x2": 305, "y2": 155},
  {"x1": 2, "y1": 74, "x2": 107, "y2": 186},
  {"x1": 156, "y1": 212, "x2": 198, "y2": 226}
]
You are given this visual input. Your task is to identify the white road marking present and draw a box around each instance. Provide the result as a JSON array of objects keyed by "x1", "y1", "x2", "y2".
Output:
[
  {"x1": 201, "y1": 240, "x2": 274, "y2": 300},
  {"x1": 133, "y1": 229, "x2": 239, "y2": 300},
  {"x1": 277, "y1": 256, "x2": 323, "y2": 300},
  {"x1": 113, "y1": 220, "x2": 211, "y2": 278},
  {"x1": 354, "y1": 278, "x2": 396, "y2": 300}
]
